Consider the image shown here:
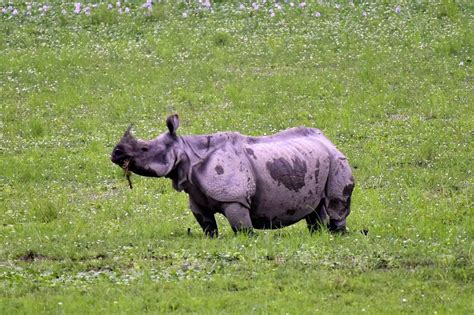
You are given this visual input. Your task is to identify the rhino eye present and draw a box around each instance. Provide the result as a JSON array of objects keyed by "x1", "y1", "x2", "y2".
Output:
[{"x1": 141, "y1": 146, "x2": 149, "y2": 152}]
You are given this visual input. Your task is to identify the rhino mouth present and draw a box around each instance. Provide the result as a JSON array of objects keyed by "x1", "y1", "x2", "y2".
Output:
[
  {"x1": 111, "y1": 155, "x2": 126, "y2": 167},
  {"x1": 110, "y1": 149, "x2": 134, "y2": 189},
  {"x1": 122, "y1": 159, "x2": 133, "y2": 189},
  {"x1": 111, "y1": 147, "x2": 132, "y2": 167}
]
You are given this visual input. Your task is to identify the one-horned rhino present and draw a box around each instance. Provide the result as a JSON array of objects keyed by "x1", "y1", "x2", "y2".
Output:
[{"x1": 111, "y1": 114, "x2": 354, "y2": 237}]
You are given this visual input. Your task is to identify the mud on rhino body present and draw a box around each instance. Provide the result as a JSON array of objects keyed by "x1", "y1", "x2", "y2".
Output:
[{"x1": 111, "y1": 115, "x2": 354, "y2": 237}]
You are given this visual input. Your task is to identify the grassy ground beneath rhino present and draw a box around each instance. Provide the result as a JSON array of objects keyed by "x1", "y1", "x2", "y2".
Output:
[{"x1": 1, "y1": 1, "x2": 473, "y2": 313}]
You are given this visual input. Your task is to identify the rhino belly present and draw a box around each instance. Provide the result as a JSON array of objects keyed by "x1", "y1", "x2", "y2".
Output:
[
  {"x1": 250, "y1": 189, "x2": 322, "y2": 229},
  {"x1": 249, "y1": 165, "x2": 329, "y2": 229}
]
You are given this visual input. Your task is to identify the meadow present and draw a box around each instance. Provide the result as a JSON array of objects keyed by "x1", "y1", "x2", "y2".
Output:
[{"x1": 0, "y1": 0, "x2": 473, "y2": 313}]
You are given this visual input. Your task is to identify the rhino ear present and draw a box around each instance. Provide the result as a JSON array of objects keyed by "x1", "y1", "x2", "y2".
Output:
[{"x1": 166, "y1": 114, "x2": 180, "y2": 136}]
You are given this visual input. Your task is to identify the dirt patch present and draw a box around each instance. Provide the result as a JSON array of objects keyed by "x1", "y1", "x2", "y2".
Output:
[{"x1": 18, "y1": 250, "x2": 48, "y2": 262}]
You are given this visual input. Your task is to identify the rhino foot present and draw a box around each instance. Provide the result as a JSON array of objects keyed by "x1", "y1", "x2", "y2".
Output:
[
  {"x1": 233, "y1": 227, "x2": 256, "y2": 237},
  {"x1": 205, "y1": 229, "x2": 218, "y2": 238}
]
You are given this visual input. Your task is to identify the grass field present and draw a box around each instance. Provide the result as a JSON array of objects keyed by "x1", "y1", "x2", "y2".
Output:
[{"x1": 1, "y1": 1, "x2": 473, "y2": 313}]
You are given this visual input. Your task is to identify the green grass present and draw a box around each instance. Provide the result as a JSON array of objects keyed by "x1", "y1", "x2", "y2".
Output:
[{"x1": 1, "y1": 1, "x2": 473, "y2": 313}]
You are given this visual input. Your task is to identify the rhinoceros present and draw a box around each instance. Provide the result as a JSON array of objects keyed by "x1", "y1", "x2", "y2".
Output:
[{"x1": 111, "y1": 114, "x2": 354, "y2": 237}]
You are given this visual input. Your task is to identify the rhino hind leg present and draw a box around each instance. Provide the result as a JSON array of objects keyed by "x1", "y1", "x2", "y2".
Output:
[{"x1": 305, "y1": 199, "x2": 329, "y2": 233}]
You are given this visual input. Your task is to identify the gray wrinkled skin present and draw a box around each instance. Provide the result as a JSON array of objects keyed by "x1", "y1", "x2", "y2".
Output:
[{"x1": 111, "y1": 115, "x2": 355, "y2": 237}]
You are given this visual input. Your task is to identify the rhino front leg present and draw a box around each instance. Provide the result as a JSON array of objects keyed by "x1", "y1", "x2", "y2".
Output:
[
  {"x1": 221, "y1": 203, "x2": 254, "y2": 234},
  {"x1": 189, "y1": 198, "x2": 218, "y2": 237}
]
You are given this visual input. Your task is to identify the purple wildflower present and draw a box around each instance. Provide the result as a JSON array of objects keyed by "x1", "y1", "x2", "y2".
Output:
[
  {"x1": 12, "y1": 8, "x2": 18, "y2": 15},
  {"x1": 335, "y1": 4, "x2": 341, "y2": 10},
  {"x1": 108, "y1": 4, "x2": 113, "y2": 9},
  {"x1": 299, "y1": 2, "x2": 306, "y2": 9},
  {"x1": 314, "y1": 11, "x2": 321, "y2": 17},
  {"x1": 252, "y1": 3, "x2": 259, "y2": 10},
  {"x1": 239, "y1": 3, "x2": 245, "y2": 10},
  {"x1": 125, "y1": 7, "x2": 130, "y2": 14},
  {"x1": 2, "y1": 8, "x2": 7, "y2": 14},
  {"x1": 84, "y1": 6, "x2": 91, "y2": 15},
  {"x1": 74, "y1": 3, "x2": 81, "y2": 14},
  {"x1": 116, "y1": 1, "x2": 121, "y2": 8},
  {"x1": 362, "y1": 11, "x2": 367, "y2": 17},
  {"x1": 202, "y1": 0, "x2": 211, "y2": 9},
  {"x1": 395, "y1": 5, "x2": 401, "y2": 14}
]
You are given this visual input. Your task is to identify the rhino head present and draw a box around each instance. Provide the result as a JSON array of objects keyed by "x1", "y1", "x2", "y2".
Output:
[{"x1": 111, "y1": 114, "x2": 181, "y2": 178}]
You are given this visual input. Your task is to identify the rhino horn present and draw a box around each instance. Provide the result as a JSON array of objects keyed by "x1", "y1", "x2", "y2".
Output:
[{"x1": 123, "y1": 124, "x2": 134, "y2": 138}]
